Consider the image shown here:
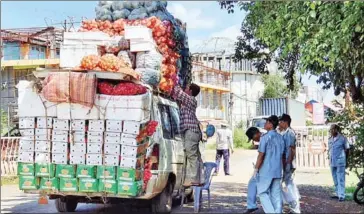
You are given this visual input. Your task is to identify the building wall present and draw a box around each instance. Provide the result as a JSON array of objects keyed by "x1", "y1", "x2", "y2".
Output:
[
  {"x1": 2, "y1": 41, "x2": 59, "y2": 61},
  {"x1": 230, "y1": 72, "x2": 264, "y2": 127}
]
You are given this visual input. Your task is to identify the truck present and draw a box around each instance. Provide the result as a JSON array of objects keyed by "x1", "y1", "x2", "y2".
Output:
[
  {"x1": 247, "y1": 97, "x2": 307, "y2": 147},
  {"x1": 15, "y1": 2, "x2": 197, "y2": 213}
]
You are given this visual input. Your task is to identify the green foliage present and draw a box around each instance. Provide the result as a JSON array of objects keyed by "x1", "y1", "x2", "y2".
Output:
[
  {"x1": 331, "y1": 104, "x2": 364, "y2": 177},
  {"x1": 220, "y1": 1, "x2": 364, "y2": 104},
  {"x1": 262, "y1": 74, "x2": 299, "y2": 98},
  {"x1": 233, "y1": 128, "x2": 253, "y2": 149}
]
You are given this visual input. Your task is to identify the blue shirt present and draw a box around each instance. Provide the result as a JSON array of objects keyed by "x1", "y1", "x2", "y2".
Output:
[
  {"x1": 258, "y1": 130, "x2": 285, "y2": 179},
  {"x1": 281, "y1": 128, "x2": 296, "y2": 160},
  {"x1": 328, "y1": 134, "x2": 350, "y2": 167}
]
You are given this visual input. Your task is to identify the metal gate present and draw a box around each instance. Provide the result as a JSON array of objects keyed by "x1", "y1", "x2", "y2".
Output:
[
  {"x1": 293, "y1": 126, "x2": 330, "y2": 169},
  {"x1": 1, "y1": 137, "x2": 20, "y2": 177}
]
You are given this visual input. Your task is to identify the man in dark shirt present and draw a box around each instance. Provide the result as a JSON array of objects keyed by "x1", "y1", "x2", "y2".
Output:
[{"x1": 172, "y1": 83, "x2": 204, "y2": 187}]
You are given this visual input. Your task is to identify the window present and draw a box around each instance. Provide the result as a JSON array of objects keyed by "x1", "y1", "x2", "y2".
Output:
[
  {"x1": 169, "y1": 107, "x2": 181, "y2": 139},
  {"x1": 158, "y1": 104, "x2": 173, "y2": 139}
]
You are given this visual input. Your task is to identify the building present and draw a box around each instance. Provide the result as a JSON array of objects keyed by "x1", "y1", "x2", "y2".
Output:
[
  {"x1": 191, "y1": 37, "x2": 264, "y2": 128},
  {"x1": 1, "y1": 27, "x2": 62, "y2": 133},
  {"x1": 303, "y1": 86, "x2": 325, "y2": 103}
]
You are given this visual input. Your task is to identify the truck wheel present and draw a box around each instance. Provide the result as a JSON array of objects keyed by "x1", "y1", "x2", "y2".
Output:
[
  {"x1": 55, "y1": 198, "x2": 78, "y2": 212},
  {"x1": 151, "y1": 182, "x2": 173, "y2": 213}
]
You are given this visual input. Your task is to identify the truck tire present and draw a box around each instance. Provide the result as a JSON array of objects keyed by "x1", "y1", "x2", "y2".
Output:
[
  {"x1": 55, "y1": 198, "x2": 78, "y2": 212},
  {"x1": 151, "y1": 181, "x2": 173, "y2": 213}
]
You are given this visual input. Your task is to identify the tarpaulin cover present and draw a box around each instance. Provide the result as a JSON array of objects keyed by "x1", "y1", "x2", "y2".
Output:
[{"x1": 41, "y1": 72, "x2": 96, "y2": 108}]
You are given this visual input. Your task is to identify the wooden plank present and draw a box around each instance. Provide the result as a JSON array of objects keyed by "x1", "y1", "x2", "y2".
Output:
[{"x1": 33, "y1": 69, "x2": 142, "y2": 84}]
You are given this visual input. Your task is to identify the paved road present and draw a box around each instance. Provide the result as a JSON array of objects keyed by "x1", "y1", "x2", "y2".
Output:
[{"x1": 1, "y1": 150, "x2": 362, "y2": 213}]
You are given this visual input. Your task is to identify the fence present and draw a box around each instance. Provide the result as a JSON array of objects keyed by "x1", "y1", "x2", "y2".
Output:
[
  {"x1": 293, "y1": 126, "x2": 330, "y2": 169},
  {"x1": 1, "y1": 137, "x2": 20, "y2": 177}
]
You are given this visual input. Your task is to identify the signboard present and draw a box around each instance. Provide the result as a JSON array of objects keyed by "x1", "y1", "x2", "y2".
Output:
[
  {"x1": 308, "y1": 140, "x2": 327, "y2": 154},
  {"x1": 312, "y1": 103, "x2": 325, "y2": 124}
]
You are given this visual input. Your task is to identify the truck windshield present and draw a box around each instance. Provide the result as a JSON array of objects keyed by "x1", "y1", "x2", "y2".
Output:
[{"x1": 252, "y1": 119, "x2": 266, "y2": 128}]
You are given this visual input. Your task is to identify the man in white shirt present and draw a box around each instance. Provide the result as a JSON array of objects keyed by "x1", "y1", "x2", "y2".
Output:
[{"x1": 214, "y1": 124, "x2": 234, "y2": 176}]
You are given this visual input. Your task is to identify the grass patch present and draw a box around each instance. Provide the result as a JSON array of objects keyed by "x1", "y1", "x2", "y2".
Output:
[
  {"x1": 1, "y1": 176, "x2": 19, "y2": 185},
  {"x1": 234, "y1": 128, "x2": 254, "y2": 149}
]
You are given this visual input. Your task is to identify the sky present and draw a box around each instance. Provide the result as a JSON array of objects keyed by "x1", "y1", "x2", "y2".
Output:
[{"x1": 1, "y1": 1, "x2": 335, "y2": 102}]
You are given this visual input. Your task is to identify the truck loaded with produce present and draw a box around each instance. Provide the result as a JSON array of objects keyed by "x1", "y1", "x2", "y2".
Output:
[{"x1": 16, "y1": 1, "x2": 194, "y2": 213}]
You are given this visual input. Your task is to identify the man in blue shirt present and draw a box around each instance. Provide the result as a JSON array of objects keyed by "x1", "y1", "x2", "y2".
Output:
[
  {"x1": 278, "y1": 114, "x2": 300, "y2": 213},
  {"x1": 254, "y1": 115, "x2": 285, "y2": 213},
  {"x1": 328, "y1": 124, "x2": 350, "y2": 201},
  {"x1": 245, "y1": 127, "x2": 262, "y2": 213}
]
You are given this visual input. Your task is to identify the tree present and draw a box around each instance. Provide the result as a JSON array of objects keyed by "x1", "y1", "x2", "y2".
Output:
[
  {"x1": 219, "y1": 1, "x2": 364, "y2": 104},
  {"x1": 261, "y1": 73, "x2": 300, "y2": 98}
]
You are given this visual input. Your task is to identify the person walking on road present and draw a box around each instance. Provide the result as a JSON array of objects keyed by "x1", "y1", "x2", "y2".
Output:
[
  {"x1": 328, "y1": 124, "x2": 350, "y2": 202},
  {"x1": 245, "y1": 127, "x2": 262, "y2": 213},
  {"x1": 254, "y1": 115, "x2": 285, "y2": 213},
  {"x1": 214, "y1": 124, "x2": 234, "y2": 176},
  {"x1": 172, "y1": 83, "x2": 204, "y2": 187},
  {"x1": 278, "y1": 114, "x2": 301, "y2": 213}
]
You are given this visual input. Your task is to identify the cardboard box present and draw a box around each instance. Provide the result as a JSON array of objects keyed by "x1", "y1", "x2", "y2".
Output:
[
  {"x1": 19, "y1": 175, "x2": 39, "y2": 190},
  {"x1": 106, "y1": 120, "x2": 123, "y2": 132},
  {"x1": 79, "y1": 178, "x2": 98, "y2": 193},
  {"x1": 104, "y1": 155, "x2": 119, "y2": 166},
  {"x1": 19, "y1": 118, "x2": 35, "y2": 129},
  {"x1": 35, "y1": 163, "x2": 55, "y2": 177},
  {"x1": 57, "y1": 103, "x2": 99, "y2": 120},
  {"x1": 117, "y1": 168, "x2": 142, "y2": 182},
  {"x1": 71, "y1": 132, "x2": 86, "y2": 143},
  {"x1": 96, "y1": 93, "x2": 150, "y2": 109},
  {"x1": 17, "y1": 81, "x2": 57, "y2": 117},
  {"x1": 98, "y1": 179, "x2": 117, "y2": 194},
  {"x1": 20, "y1": 135, "x2": 35, "y2": 141},
  {"x1": 17, "y1": 163, "x2": 34, "y2": 176},
  {"x1": 70, "y1": 153, "x2": 85, "y2": 165},
  {"x1": 120, "y1": 143, "x2": 148, "y2": 158},
  {"x1": 59, "y1": 177, "x2": 78, "y2": 192},
  {"x1": 86, "y1": 154, "x2": 102, "y2": 166},
  {"x1": 20, "y1": 129, "x2": 35, "y2": 136},
  {"x1": 70, "y1": 120, "x2": 86, "y2": 131},
  {"x1": 60, "y1": 44, "x2": 99, "y2": 68},
  {"x1": 37, "y1": 117, "x2": 53, "y2": 129},
  {"x1": 35, "y1": 152, "x2": 51, "y2": 163},
  {"x1": 39, "y1": 177, "x2": 59, "y2": 191},
  {"x1": 18, "y1": 151, "x2": 34, "y2": 163},
  {"x1": 87, "y1": 132, "x2": 103, "y2": 143},
  {"x1": 53, "y1": 119, "x2": 70, "y2": 131},
  {"x1": 35, "y1": 135, "x2": 51, "y2": 141},
  {"x1": 56, "y1": 164, "x2": 76, "y2": 178},
  {"x1": 105, "y1": 132, "x2": 121, "y2": 144},
  {"x1": 52, "y1": 130, "x2": 69, "y2": 142},
  {"x1": 130, "y1": 40, "x2": 156, "y2": 52},
  {"x1": 120, "y1": 137, "x2": 139, "y2": 147},
  {"x1": 123, "y1": 121, "x2": 143, "y2": 135},
  {"x1": 70, "y1": 143, "x2": 86, "y2": 154},
  {"x1": 87, "y1": 143, "x2": 102, "y2": 154},
  {"x1": 124, "y1": 26, "x2": 153, "y2": 40},
  {"x1": 120, "y1": 155, "x2": 145, "y2": 169},
  {"x1": 52, "y1": 142, "x2": 68, "y2": 153},
  {"x1": 96, "y1": 166, "x2": 116, "y2": 179},
  {"x1": 117, "y1": 180, "x2": 143, "y2": 196},
  {"x1": 35, "y1": 141, "x2": 51, "y2": 152},
  {"x1": 52, "y1": 153, "x2": 68, "y2": 164},
  {"x1": 99, "y1": 107, "x2": 149, "y2": 121},
  {"x1": 89, "y1": 120, "x2": 105, "y2": 132},
  {"x1": 76, "y1": 164, "x2": 96, "y2": 178},
  {"x1": 35, "y1": 129, "x2": 51, "y2": 136},
  {"x1": 104, "y1": 144, "x2": 120, "y2": 156},
  {"x1": 19, "y1": 140, "x2": 34, "y2": 152}
]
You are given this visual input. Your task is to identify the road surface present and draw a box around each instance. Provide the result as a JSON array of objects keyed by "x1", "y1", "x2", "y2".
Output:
[{"x1": 1, "y1": 150, "x2": 362, "y2": 213}]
